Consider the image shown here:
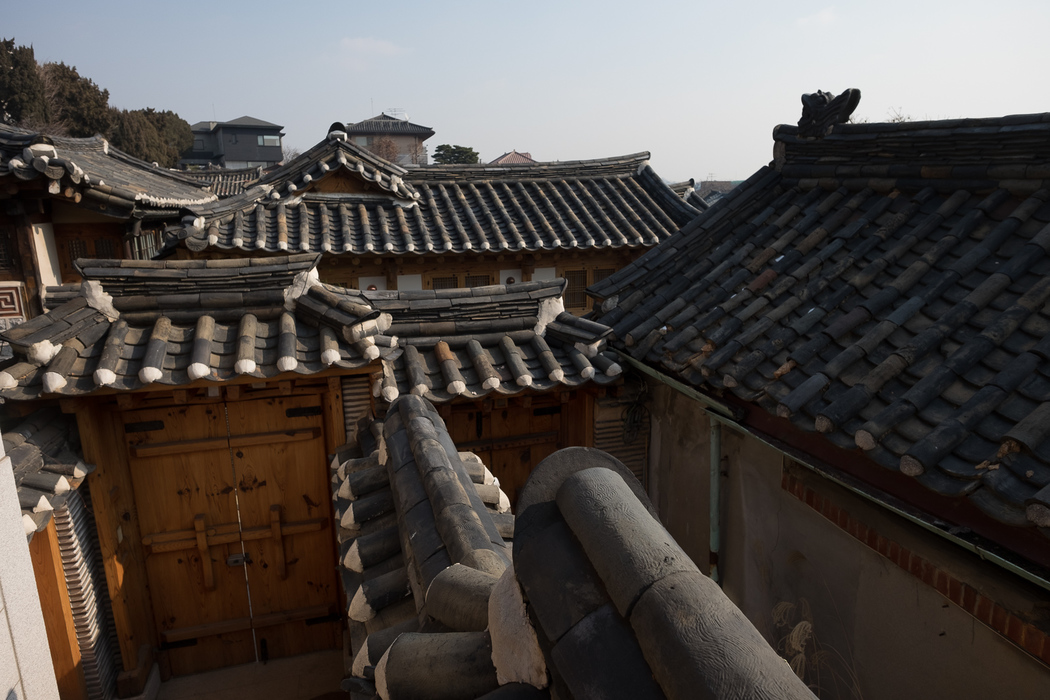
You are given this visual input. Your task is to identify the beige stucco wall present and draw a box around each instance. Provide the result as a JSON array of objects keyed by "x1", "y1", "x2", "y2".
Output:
[{"x1": 645, "y1": 380, "x2": 1050, "y2": 699}]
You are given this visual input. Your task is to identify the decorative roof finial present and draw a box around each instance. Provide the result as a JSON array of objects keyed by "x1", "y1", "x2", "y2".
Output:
[{"x1": 797, "y1": 88, "x2": 861, "y2": 137}]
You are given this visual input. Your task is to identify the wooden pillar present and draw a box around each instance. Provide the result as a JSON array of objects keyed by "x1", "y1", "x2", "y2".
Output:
[
  {"x1": 29, "y1": 518, "x2": 88, "y2": 700},
  {"x1": 10, "y1": 206, "x2": 43, "y2": 317},
  {"x1": 71, "y1": 402, "x2": 157, "y2": 693},
  {"x1": 323, "y1": 376, "x2": 347, "y2": 453}
]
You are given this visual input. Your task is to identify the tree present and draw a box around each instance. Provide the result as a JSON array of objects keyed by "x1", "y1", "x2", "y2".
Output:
[
  {"x1": 432, "y1": 144, "x2": 480, "y2": 164},
  {"x1": 0, "y1": 38, "x2": 46, "y2": 126},
  {"x1": 38, "y1": 61, "x2": 111, "y2": 137},
  {"x1": 282, "y1": 144, "x2": 302, "y2": 164},
  {"x1": 109, "y1": 108, "x2": 192, "y2": 167},
  {"x1": 0, "y1": 38, "x2": 192, "y2": 165},
  {"x1": 369, "y1": 136, "x2": 400, "y2": 163}
]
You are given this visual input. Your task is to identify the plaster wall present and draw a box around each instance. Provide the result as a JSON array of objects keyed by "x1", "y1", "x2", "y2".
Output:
[
  {"x1": 0, "y1": 444, "x2": 59, "y2": 699},
  {"x1": 645, "y1": 380, "x2": 1050, "y2": 699}
]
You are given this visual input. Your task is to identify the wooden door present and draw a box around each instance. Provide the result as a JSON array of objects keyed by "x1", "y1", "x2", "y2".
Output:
[
  {"x1": 125, "y1": 403, "x2": 256, "y2": 676},
  {"x1": 124, "y1": 396, "x2": 339, "y2": 676},
  {"x1": 225, "y1": 395, "x2": 341, "y2": 660}
]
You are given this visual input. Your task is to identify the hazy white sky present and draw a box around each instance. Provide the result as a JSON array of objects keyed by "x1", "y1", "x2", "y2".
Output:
[{"x1": 5, "y1": 1, "x2": 1050, "y2": 182}]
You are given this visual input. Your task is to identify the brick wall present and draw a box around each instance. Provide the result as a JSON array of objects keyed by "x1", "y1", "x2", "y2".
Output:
[{"x1": 782, "y1": 470, "x2": 1050, "y2": 668}]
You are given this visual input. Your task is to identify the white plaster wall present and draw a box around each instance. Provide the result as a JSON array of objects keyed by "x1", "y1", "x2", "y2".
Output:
[
  {"x1": 498, "y1": 269, "x2": 522, "y2": 286},
  {"x1": 357, "y1": 276, "x2": 387, "y2": 291},
  {"x1": 396, "y1": 274, "x2": 422, "y2": 291},
  {"x1": 29, "y1": 224, "x2": 60, "y2": 289},
  {"x1": 532, "y1": 267, "x2": 556, "y2": 281},
  {"x1": 0, "y1": 441, "x2": 59, "y2": 699}
]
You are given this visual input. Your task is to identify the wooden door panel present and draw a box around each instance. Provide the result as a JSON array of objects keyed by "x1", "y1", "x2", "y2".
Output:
[
  {"x1": 124, "y1": 403, "x2": 255, "y2": 675},
  {"x1": 225, "y1": 396, "x2": 340, "y2": 659}
]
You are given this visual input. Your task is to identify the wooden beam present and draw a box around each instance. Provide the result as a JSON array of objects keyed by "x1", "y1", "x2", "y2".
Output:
[
  {"x1": 130, "y1": 427, "x2": 321, "y2": 458},
  {"x1": 143, "y1": 516, "x2": 327, "y2": 555},
  {"x1": 29, "y1": 518, "x2": 88, "y2": 700}
]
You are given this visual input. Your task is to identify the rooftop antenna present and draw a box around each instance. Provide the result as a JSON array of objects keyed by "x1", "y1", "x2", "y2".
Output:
[{"x1": 387, "y1": 107, "x2": 407, "y2": 121}]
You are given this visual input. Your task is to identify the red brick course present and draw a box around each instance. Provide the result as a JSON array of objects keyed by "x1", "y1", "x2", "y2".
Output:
[{"x1": 782, "y1": 472, "x2": 1048, "y2": 668}]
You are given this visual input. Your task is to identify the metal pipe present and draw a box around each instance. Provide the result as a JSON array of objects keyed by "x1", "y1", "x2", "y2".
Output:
[{"x1": 709, "y1": 417, "x2": 722, "y2": 585}]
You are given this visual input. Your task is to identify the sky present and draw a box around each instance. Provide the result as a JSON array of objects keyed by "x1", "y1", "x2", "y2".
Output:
[{"x1": 5, "y1": 1, "x2": 1050, "y2": 183}]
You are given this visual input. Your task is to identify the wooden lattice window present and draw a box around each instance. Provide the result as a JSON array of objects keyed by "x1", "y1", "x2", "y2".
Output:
[
  {"x1": 0, "y1": 228, "x2": 18, "y2": 272},
  {"x1": 94, "y1": 238, "x2": 118, "y2": 259},
  {"x1": 564, "y1": 269, "x2": 588, "y2": 309},
  {"x1": 464, "y1": 274, "x2": 491, "y2": 288},
  {"x1": 67, "y1": 239, "x2": 89, "y2": 267},
  {"x1": 432, "y1": 275, "x2": 458, "y2": 290}
]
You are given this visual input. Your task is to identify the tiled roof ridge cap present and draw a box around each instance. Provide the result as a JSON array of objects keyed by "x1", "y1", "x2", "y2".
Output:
[
  {"x1": 75, "y1": 252, "x2": 319, "y2": 274},
  {"x1": 776, "y1": 111, "x2": 1050, "y2": 138},
  {"x1": 404, "y1": 152, "x2": 652, "y2": 178}
]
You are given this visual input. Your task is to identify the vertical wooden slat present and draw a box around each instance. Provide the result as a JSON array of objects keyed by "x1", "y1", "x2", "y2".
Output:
[
  {"x1": 194, "y1": 514, "x2": 215, "y2": 591},
  {"x1": 270, "y1": 505, "x2": 287, "y2": 580},
  {"x1": 29, "y1": 518, "x2": 88, "y2": 700},
  {"x1": 324, "y1": 376, "x2": 346, "y2": 454}
]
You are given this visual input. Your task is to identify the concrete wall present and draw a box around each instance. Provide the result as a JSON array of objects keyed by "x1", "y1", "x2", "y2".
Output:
[
  {"x1": 0, "y1": 440, "x2": 59, "y2": 699},
  {"x1": 645, "y1": 380, "x2": 1050, "y2": 699}
]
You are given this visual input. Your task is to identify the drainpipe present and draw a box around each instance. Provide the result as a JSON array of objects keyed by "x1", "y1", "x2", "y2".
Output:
[{"x1": 710, "y1": 418, "x2": 722, "y2": 585}]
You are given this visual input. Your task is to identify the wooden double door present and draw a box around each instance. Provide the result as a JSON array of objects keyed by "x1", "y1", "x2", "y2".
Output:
[{"x1": 123, "y1": 394, "x2": 340, "y2": 676}]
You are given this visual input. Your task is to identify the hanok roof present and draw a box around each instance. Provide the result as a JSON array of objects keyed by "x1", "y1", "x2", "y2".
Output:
[
  {"x1": 3, "y1": 407, "x2": 94, "y2": 540},
  {"x1": 0, "y1": 254, "x2": 380, "y2": 400},
  {"x1": 345, "y1": 114, "x2": 435, "y2": 138},
  {"x1": 0, "y1": 124, "x2": 217, "y2": 216},
  {"x1": 490, "y1": 151, "x2": 536, "y2": 165},
  {"x1": 0, "y1": 255, "x2": 619, "y2": 402},
  {"x1": 334, "y1": 401, "x2": 811, "y2": 698},
  {"x1": 588, "y1": 104, "x2": 1050, "y2": 538},
  {"x1": 163, "y1": 132, "x2": 700, "y2": 256},
  {"x1": 359, "y1": 280, "x2": 622, "y2": 404}
]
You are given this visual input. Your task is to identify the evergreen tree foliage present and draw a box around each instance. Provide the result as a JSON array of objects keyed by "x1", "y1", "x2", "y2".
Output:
[
  {"x1": 109, "y1": 108, "x2": 193, "y2": 167},
  {"x1": 38, "y1": 61, "x2": 111, "y2": 137},
  {"x1": 432, "y1": 144, "x2": 480, "y2": 164},
  {"x1": 0, "y1": 38, "x2": 193, "y2": 166},
  {"x1": 0, "y1": 38, "x2": 47, "y2": 125}
]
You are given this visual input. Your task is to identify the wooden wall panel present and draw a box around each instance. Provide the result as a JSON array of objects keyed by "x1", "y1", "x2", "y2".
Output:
[{"x1": 29, "y1": 518, "x2": 88, "y2": 700}]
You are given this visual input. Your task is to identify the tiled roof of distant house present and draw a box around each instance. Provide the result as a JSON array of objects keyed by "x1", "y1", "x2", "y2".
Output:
[
  {"x1": 190, "y1": 116, "x2": 283, "y2": 131},
  {"x1": 589, "y1": 99, "x2": 1050, "y2": 536},
  {"x1": 345, "y1": 114, "x2": 435, "y2": 138},
  {"x1": 162, "y1": 128, "x2": 700, "y2": 256},
  {"x1": 490, "y1": 150, "x2": 536, "y2": 165}
]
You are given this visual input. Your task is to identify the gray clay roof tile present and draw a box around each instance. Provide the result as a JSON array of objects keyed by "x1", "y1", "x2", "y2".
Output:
[{"x1": 588, "y1": 109, "x2": 1050, "y2": 532}]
